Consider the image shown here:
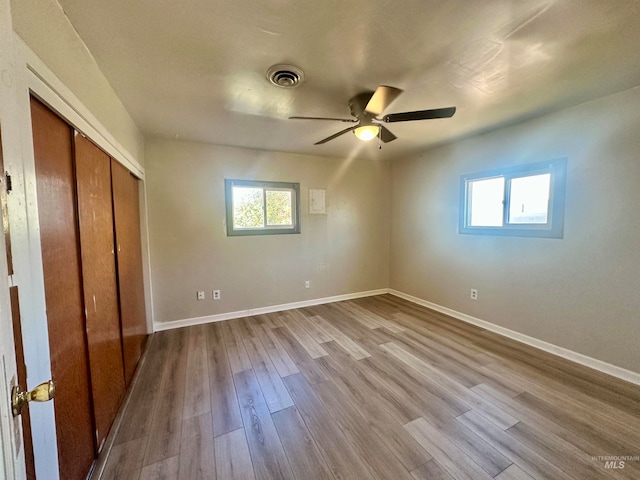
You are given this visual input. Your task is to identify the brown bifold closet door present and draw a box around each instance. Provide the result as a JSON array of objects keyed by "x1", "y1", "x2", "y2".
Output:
[
  {"x1": 30, "y1": 97, "x2": 96, "y2": 480},
  {"x1": 111, "y1": 159, "x2": 148, "y2": 386},
  {"x1": 74, "y1": 133, "x2": 125, "y2": 449}
]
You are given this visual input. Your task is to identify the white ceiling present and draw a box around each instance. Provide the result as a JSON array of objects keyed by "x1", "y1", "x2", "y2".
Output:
[{"x1": 56, "y1": 0, "x2": 640, "y2": 160}]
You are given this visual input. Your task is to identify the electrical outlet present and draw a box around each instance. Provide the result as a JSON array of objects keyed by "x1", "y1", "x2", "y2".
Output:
[
  {"x1": 470, "y1": 288, "x2": 478, "y2": 300},
  {"x1": 213, "y1": 289, "x2": 221, "y2": 300},
  {"x1": 304, "y1": 280, "x2": 310, "y2": 289},
  {"x1": 197, "y1": 291, "x2": 205, "y2": 300}
]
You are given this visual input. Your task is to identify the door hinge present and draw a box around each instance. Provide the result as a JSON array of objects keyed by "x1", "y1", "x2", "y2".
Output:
[{"x1": 5, "y1": 172, "x2": 12, "y2": 193}]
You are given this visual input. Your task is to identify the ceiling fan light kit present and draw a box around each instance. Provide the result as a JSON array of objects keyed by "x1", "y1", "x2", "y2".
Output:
[
  {"x1": 289, "y1": 85, "x2": 456, "y2": 145},
  {"x1": 354, "y1": 125, "x2": 380, "y2": 141}
]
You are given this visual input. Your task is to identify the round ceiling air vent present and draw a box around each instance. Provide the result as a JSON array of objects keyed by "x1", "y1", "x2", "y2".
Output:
[{"x1": 266, "y1": 64, "x2": 305, "y2": 88}]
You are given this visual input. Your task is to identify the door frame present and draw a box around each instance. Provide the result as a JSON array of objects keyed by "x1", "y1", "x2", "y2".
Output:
[
  {"x1": 1, "y1": 6, "x2": 150, "y2": 477},
  {"x1": 1, "y1": 1, "x2": 33, "y2": 477}
]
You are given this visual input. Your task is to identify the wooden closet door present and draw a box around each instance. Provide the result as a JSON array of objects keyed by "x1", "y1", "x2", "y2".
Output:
[
  {"x1": 111, "y1": 160, "x2": 148, "y2": 386},
  {"x1": 74, "y1": 133, "x2": 125, "y2": 449},
  {"x1": 30, "y1": 98, "x2": 96, "y2": 480}
]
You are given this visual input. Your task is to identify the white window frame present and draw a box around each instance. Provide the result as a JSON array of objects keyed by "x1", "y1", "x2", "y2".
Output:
[
  {"x1": 225, "y1": 179, "x2": 301, "y2": 236},
  {"x1": 459, "y1": 158, "x2": 567, "y2": 238}
]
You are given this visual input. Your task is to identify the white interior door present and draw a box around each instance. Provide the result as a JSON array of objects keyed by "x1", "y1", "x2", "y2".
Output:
[
  {"x1": 0, "y1": 5, "x2": 20, "y2": 471},
  {"x1": 0, "y1": 322, "x2": 17, "y2": 480},
  {"x1": 0, "y1": 0, "x2": 17, "y2": 466},
  {"x1": 0, "y1": 424, "x2": 6, "y2": 480},
  {"x1": 1, "y1": 1, "x2": 31, "y2": 478},
  {"x1": 0, "y1": 116, "x2": 21, "y2": 480},
  {"x1": 0, "y1": 169, "x2": 18, "y2": 479}
]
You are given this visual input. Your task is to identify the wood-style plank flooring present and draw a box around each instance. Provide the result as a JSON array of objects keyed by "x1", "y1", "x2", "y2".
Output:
[{"x1": 95, "y1": 294, "x2": 640, "y2": 480}]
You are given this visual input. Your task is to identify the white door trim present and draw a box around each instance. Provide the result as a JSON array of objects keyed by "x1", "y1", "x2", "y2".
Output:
[{"x1": 1, "y1": 1, "x2": 30, "y2": 478}]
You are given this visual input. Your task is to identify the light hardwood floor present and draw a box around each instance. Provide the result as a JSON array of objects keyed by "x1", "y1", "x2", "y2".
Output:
[{"x1": 94, "y1": 294, "x2": 640, "y2": 480}]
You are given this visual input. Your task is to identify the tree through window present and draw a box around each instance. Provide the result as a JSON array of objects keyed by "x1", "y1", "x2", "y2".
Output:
[{"x1": 225, "y1": 179, "x2": 300, "y2": 236}]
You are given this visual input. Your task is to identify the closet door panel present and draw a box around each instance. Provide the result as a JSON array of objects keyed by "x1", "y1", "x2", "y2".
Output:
[
  {"x1": 74, "y1": 133, "x2": 125, "y2": 448},
  {"x1": 30, "y1": 98, "x2": 96, "y2": 479},
  {"x1": 112, "y1": 160, "x2": 148, "y2": 385}
]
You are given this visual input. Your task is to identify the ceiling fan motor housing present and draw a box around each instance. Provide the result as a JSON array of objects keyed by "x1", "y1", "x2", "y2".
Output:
[{"x1": 349, "y1": 91, "x2": 376, "y2": 119}]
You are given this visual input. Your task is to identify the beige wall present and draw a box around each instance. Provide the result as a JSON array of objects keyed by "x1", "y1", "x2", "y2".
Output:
[
  {"x1": 146, "y1": 139, "x2": 390, "y2": 324},
  {"x1": 11, "y1": 0, "x2": 145, "y2": 163},
  {"x1": 390, "y1": 86, "x2": 640, "y2": 373}
]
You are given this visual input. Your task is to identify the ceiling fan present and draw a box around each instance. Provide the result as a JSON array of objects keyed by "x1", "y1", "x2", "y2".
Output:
[{"x1": 289, "y1": 85, "x2": 456, "y2": 145}]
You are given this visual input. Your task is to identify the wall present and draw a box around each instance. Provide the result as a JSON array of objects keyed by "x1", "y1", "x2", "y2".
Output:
[
  {"x1": 146, "y1": 139, "x2": 390, "y2": 326},
  {"x1": 10, "y1": 0, "x2": 145, "y2": 164},
  {"x1": 390, "y1": 86, "x2": 640, "y2": 374}
]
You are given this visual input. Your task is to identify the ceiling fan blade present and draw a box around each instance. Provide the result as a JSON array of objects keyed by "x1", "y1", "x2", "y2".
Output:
[
  {"x1": 314, "y1": 126, "x2": 357, "y2": 145},
  {"x1": 289, "y1": 116, "x2": 357, "y2": 123},
  {"x1": 379, "y1": 126, "x2": 397, "y2": 143},
  {"x1": 365, "y1": 86, "x2": 403, "y2": 116},
  {"x1": 383, "y1": 106, "x2": 456, "y2": 123}
]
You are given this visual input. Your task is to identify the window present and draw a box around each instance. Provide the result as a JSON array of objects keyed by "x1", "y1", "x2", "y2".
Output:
[
  {"x1": 459, "y1": 158, "x2": 566, "y2": 238},
  {"x1": 225, "y1": 179, "x2": 300, "y2": 236}
]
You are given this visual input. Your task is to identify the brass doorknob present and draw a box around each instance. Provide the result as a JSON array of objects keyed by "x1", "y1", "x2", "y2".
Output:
[{"x1": 11, "y1": 380, "x2": 55, "y2": 417}]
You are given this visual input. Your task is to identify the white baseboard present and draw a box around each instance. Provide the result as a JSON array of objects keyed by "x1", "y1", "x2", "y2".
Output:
[
  {"x1": 388, "y1": 289, "x2": 640, "y2": 386},
  {"x1": 153, "y1": 287, "x2": 640, "y2": 386},
  {"x1": 153, "y1": 288, "x2": 389, "y2": 332}
]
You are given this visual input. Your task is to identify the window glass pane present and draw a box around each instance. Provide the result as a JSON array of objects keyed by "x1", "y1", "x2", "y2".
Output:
[
  {"x1": 266, "y1": 189, "x2": 293, "y2": 226},
  {"x1": 459, "y1": 158, "x2": 565, "y2": 238},
  {"x1": 226, "y1": 179, "x2": 300, "y2": 236},
  {"x1": 233, "y1": 186, "x2": 264, "y2": 228},
  {"x1": 508, "y1": 173, "x2": 550, "y2": 224},
  {"x1": 469, "y1": 177, "x2": 504, "y2": 227}
]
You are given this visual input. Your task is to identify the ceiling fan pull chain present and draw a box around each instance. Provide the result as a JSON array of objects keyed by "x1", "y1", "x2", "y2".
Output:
[{"x1": 378, "y1": 127, "x2": 382, "y2": 149}]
